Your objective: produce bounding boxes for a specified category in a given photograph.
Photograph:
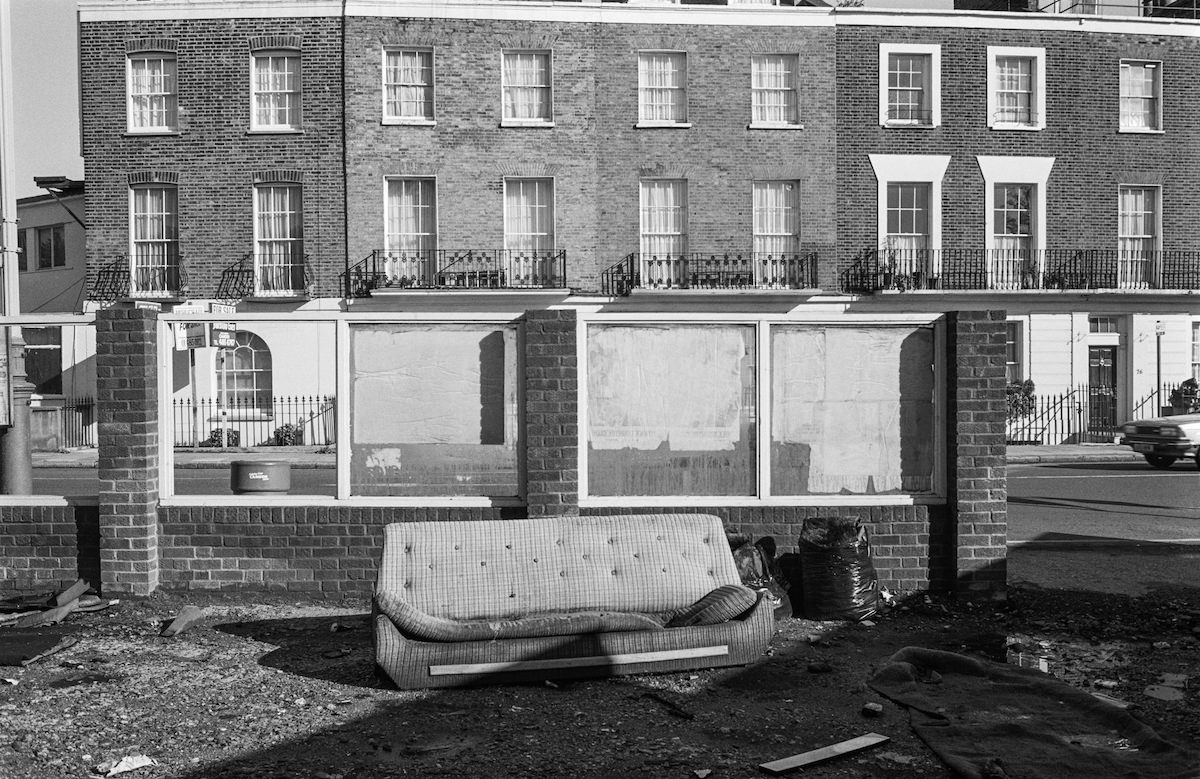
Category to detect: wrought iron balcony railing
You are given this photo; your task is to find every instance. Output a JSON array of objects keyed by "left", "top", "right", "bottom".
[
  {"left": 838, "top": 248, "right": 1200, "bottom": 293},
  {"left": 87, "top": 252, "right": 189, "bottom": 302},
  {"left": 601, "top": 252, "right": 819, "bottom": 296},
  {"left": 217, "top": 252, "right": 312, "bottom": 300},
  {"left": 341, "top": 249, "right": 567, "bottom": 297},
  {"left": 1036, "top": 0, "right": 1200, "bottom": 19}
]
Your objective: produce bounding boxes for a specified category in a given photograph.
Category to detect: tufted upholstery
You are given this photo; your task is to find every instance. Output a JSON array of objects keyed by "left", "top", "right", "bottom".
[{"left": 377, "top": 514, "right": 741, "bottom": 621}]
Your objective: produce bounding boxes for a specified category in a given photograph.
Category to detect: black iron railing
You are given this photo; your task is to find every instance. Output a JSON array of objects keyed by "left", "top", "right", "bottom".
[
  {"left": 88, "top": 253, "right": 188, "bottom": 301},
  {"left": 173, "top": 395, "right": 336, "bottom": 448},
  {"left": 838, "top": 249, "right": 1200, "bottom": 293},
  {"left": 342, "top": 249, "right": 567, "bottom": 297},
  {"left": 1036, "top": 0, "right": 1200, "bottom": 19},
  {"left": 218, "top": 253, "right": 312, "bottom": 300},
  {"left": 1007, "top": 382, "right": 1197, "bottom": 446},
  {"left": 601, "top": 252, "right": 818, "bottom": 296}
]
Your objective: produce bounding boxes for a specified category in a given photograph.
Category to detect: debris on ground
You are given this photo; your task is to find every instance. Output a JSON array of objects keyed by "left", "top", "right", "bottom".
[
  {"left": 759, "top": 733, "right": 889, "bottom": 774},
  {"left": 161, "top": 605, "right": 205, "bottom": 637},
  {"left": 96, "top": 754, "right": 157, "bottom": 777}
]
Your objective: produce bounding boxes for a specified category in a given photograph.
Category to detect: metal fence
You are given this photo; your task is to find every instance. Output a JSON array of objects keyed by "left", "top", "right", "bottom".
[
  {"left": 172, "top": 395, "right": 336, "bottom": 447},
  {"left": 1007, "top": 382, "right": 1192, "bottom": 445},
  {"left": 61, "top": 396, "right": 96, "bottom": 449}
]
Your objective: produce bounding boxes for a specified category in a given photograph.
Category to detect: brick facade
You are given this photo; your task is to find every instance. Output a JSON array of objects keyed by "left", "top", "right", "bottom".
[
  {"left": 524, "top": 309, "right": 580, "bottom": 517},
  {"left": 0, "top": 505, "right": 100, "bottom": 593}
]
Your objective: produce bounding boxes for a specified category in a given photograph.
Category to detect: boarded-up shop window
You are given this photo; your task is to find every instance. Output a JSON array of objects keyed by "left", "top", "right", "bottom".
[
  {"left": 349, "top": 324, "right": 519, "bottom": 497},
  {"left": 587, "top": 324, "right": 755, "bottom": 496},
  {"left": 771, "top": 326, "right": 934, "bottom": 495}
]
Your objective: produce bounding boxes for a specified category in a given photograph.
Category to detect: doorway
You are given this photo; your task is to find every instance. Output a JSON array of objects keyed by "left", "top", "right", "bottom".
[{"left": 1087, "top": 345, "right": 1118, "bottom": 442}]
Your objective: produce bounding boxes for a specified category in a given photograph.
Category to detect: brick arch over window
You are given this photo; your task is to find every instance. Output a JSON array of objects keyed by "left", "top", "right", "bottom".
[
  {"left": 248, "top": 35, "right": 301, "bottom": 52},
  {"left": 125, "top": 38, "right": 177, "bottom": 54},
  {"left": 253, "top": 170, "right": 304, "bottom": 185},
  {"left": 128, "top": 171, "right": 179, "bottom": 186},
  {"left": 218, "top": 331, "right": 273, "bottom": 411}
]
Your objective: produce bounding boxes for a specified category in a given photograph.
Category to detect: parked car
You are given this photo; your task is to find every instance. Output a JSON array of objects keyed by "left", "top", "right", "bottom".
[{"left": 1119, "top": 413, "right": 1200, "bottom": 469}]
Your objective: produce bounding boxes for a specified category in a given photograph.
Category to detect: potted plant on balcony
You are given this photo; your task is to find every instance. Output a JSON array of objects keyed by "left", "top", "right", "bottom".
[{"left": 1168, "top": 378, "right": 1200, "bottom": 415}]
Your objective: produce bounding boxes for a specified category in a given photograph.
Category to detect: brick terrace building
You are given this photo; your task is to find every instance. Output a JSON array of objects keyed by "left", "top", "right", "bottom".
[{"left": 18, "top": 0, "right": 1200, "bottom": 598}]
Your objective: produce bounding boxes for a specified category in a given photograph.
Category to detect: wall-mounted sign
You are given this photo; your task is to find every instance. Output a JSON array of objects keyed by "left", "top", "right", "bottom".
[{"left": 175, "top": 322, "right": 207, "bottom": 351}]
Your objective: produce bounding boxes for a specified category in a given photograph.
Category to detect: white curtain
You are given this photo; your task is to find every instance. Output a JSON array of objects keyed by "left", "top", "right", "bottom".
[
  {"left": 254, "top": 54, "right": 299, "bottom": 127},
  {"left": 1120, "top": 62, "right": 1156, "bottom": 129},
  {"left": 995, "top": 56, "right": 1032, "bottom": 123},
  {"left": 639, "top": 53, "right": 685, "bottom": 123},
  {"left": 129, "top": 55, "right": 177, "bottom": 129},
  {"left": 256, "top": 185, "right": 302, "bottom": 291},
  {"left": 503, "top": 52, "right": 550, "bottom": 121},
  {"left": 640, "top": 180, "right": 686, "bottom": 257},
  {"left": 386, "top": 179, "right": 436, "bottom": 253},
  {"left": 753, "top": 181, "right": 799, "bottom": 255},
  {"left": 752, "top": 55, "right": 796, "bottom": 125},
  {"left": 132, "top": 187, "right": 177, "bottom": 288},
  {"left": 504, "top": 179, "right": 553, "bottom": 254},
  {"left": 385, "top": 50, "right": 433, "bottom": 120}
]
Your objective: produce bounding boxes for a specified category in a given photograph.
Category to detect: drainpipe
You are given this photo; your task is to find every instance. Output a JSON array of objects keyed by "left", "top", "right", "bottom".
[{"left": 341, "top": 0, "right": 350, "bottom": 303}]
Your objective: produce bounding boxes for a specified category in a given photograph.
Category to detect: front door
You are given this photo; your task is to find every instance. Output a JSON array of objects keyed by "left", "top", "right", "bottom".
[{"left": 1087, "top": 346, "right": 1118, "bottom": 442}]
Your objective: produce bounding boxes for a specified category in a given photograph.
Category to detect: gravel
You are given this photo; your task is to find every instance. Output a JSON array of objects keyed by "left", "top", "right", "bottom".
[{"left": 1, "top": 584, "right": 1196, "bottom": 779}]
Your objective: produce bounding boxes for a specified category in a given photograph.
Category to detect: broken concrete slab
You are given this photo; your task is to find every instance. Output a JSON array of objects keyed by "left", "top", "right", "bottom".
[
  {"left": 1143, "top": 685, "right": 1185, "bottom": 702},
  {"left": 11, "top": 600, "right": 78, "bottom": 629}
]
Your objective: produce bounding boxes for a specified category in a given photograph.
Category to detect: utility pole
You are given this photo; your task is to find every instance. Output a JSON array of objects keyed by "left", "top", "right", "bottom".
[{"left": 0, "top": 0, "right": 32, "bottom": 494}]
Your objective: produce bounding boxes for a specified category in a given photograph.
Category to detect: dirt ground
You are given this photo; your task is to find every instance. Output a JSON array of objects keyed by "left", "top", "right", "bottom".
[{"left": 1, "top": 583, "right": 1198, "bottom": 779}]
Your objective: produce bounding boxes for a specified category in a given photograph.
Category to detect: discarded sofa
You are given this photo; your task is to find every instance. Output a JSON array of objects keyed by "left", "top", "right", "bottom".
[{"left": 373, "top": 514, "right": 775, "bottom": 689}]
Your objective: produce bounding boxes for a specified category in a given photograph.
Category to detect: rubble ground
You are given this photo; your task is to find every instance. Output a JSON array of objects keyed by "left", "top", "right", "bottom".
[{"left": 1, "top": 583, "right": 1197, "bottom": 779}]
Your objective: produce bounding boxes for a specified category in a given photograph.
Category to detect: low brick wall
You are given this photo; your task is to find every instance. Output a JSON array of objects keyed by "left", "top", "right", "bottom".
[{"left": 0, "top": 504, "right": 100, "bottom": 593}]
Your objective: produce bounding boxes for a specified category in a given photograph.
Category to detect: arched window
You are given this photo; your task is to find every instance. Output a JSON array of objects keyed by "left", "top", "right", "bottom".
[{"left": 218, "top": 331, "right": 272, "bottom": 412}]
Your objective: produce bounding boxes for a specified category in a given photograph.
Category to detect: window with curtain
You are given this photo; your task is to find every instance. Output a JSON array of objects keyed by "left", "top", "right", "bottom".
[
  {"left": 1192, "top": 321, "right": 1200, "bottom": 381},
  {"left": 995, "top": 56, "right": 1033, "bottom": 125},
  {"left": 886, "top": 183, "right": 929, "bottom": 253},
  {"left": 993, "top": 184, "right": 1033, "bottom": 255},
  {"left": 640, "top": 180, "right": 687, "bottom": 257},
  {"left": 252, "top": 51, "right": 301, "bottom": 130},
  {"left": 887, "top": 53, "right": 931, "bottom": 123},
  {"left": 384, "top": 48, "right": 433, "bottom": 121},
  {"left": 638, "top": 52, "right": 687, "bottom": 124},
  {"left": 218, "top": 331, "right": 273, "bottom": 411},
  {"left": 127, "top": 53, "right": 177, "bottom": 132},
  {"left": 1118, "top": 185, "right": 1157, "bottom": 287},
  {"left": 254, "top": 184, "right": 304, "bottom": 294},
  {"left": 504, "top": 178, "right": 554, "bottom": 255},
  {"left": 36, "top": 225, "right": 65, "bottom": 269},
  {"left": 385, "top": 178, "right": 436, "bottom": 253},
  {"left": 131, "top": 185, "right": 179, "bottom": 294},
  {"left": 751, "top": 54, "right": 798, "bottom": 126},
  {"left": 1120, "top": 61, "right": 1160, "bottom": 131},
  {"left": 502, "top": 51, "right": 552, "bottom": 123},
  {"left": 752, "top": 181, "right": 799, "bottom": 256},
  {"left": 1006, "top": 321, "right": 1022, "bottom": 384}
]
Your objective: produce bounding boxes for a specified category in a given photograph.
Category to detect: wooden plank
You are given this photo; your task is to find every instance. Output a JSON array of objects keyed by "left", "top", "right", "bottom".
[
  {"left": 429, "top": 645, "right": 729, "bottom": 676},
  {"left": 759, "top": 733, "right": 889, "bottom": 775},
  {"left": 54, "top": 579, "right": 90, "bottom": 608}
]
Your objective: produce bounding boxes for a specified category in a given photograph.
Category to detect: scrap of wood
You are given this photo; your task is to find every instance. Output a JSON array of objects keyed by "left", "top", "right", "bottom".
[
  {"left": 1092, "top": 692, "right": 1134, "bottom": 710},
  {"left": 53, "top": 579, "right": 90, "bottom": 608},
  {"left": 0, "top": 610, "right": 42, "bottom": 626},
  {"left": 759, "top": 733, "right": 890, "bottom": 774},
  {"left": 161, "top": 605, "right": 205, "bottom": 637},
  {"left": 429, "top": 645, "right": 729, "bottom": 676},
  {"left": 12, "top": 600, "right": 79, "bottom": 629},
  {"left": 20, "top": 636, "right": 79, "bottom": 666}
]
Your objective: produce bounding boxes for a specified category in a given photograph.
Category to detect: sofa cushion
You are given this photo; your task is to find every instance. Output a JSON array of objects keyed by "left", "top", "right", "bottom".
[
  {"left": 377, "top": 590, "right": 666, "bottom": 642},
  {"left": 665, "top": 584, "right": 758, "bottom": 628}
]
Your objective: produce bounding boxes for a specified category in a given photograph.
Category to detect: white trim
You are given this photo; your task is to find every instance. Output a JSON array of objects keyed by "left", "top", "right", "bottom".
[
  {"left": 500, "top": 48, "right": 554, "bottom": 126},
  {"left": 1119, "top": 59, "right": 1163, "bottom": 133},
  {"left": 868, "top": 154, "right": 951, "bottom": 253},
  {"left": 250, "top": 50, "right": 303, "bottom": 132},
  {"left": 77, "top": 1, "right": 1200, "bottom": 40},
  {"left": 879, "top": 43, "right": 940, "bottom": 128},
  {"left": 336, "top": 319, "right": 350, "bottom": 499},
  {"left": 580, "top": 495, "right": 935, "bottom": 508},
  {"left": 0, "top": 496, "right": 99, "bottom": 507},
  {"left": 160, "top": 496, "right": 525, "bottom": 508},
  {"left": 986, "top": 46, "right": 1045, "bottom": 131},
  {"left": 977, "top": 155, "right": 1055, "bottom": 257},
  {"left": 382, "top": 46, "right": 436, "bottom": 124}
]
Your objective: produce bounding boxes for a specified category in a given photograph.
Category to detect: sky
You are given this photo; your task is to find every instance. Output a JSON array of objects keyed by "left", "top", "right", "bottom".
[{"left": 10, "top": 0, "right": 84, "bottom": 200}]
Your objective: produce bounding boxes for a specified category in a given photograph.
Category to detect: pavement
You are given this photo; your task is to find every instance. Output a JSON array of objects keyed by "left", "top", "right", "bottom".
[{"left": 29, "top": 443, "right": 1143, "bottom": 468}]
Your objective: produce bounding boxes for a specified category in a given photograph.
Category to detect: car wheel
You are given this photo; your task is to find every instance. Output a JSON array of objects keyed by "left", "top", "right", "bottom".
[{"left": 1145, "top": 454, "right": 1177, "bottom": 469}]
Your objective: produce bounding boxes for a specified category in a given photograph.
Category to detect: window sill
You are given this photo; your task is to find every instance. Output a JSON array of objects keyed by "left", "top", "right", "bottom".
[
  {"left": 748, "top": 122, "right": 804, "bottom": 130},
  {"left": 635, "top": 122, "right": 692, "bottom": 129},
  {"left": 500, "top": 120, "right": 556, "bottom": 128},
  {"left": 989, "top": 123, "right": 1044, "bottom": 132},
  {"left": 1118, "top": 127, "right": 1165, "bottom": 134},
  {"left": 382, "top": 118, "right": 436, "bottom": 126},
  {"left": 881, "top": 122, "right": 938, "bottom": 129},
  {"left": 580, "top": 494, "right": 943, "bottom": 508},
  {"left": 246, "top": 128, "right": 305, "bottom": 135},
  {"left": 124, "top": 130, "right": 182, "bottom": 137}
]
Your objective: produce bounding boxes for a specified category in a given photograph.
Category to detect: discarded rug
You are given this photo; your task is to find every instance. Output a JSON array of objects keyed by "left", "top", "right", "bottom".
[
  {"left": 869, "top": 646, "right": 1200, "bottom": 779},
  {"left": 0, "top": 627, "right": 77, "bottom": 666}
]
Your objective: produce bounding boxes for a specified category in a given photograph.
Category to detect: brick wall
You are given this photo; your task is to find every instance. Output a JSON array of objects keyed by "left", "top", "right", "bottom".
[
  {"left": 96, "top": 308, "right": 160, "bottom": 595},
  {"left": 835, "top": 23, "right": 1200, "bottom": 270},
  {"left": 0, "top": 505, "right": 100, "bottom": 593},
  {"left": 524, "top": 309, "right": 579, "bottom": 516},
  {"left": 78, "top": 17, "right": 345, "bottom": 298},
  {"left": 343, "top": 17, "right": 838, "bottom": 293},
  {"left": 947, "top": 310, "right": 1009, "bottom": 595}
]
